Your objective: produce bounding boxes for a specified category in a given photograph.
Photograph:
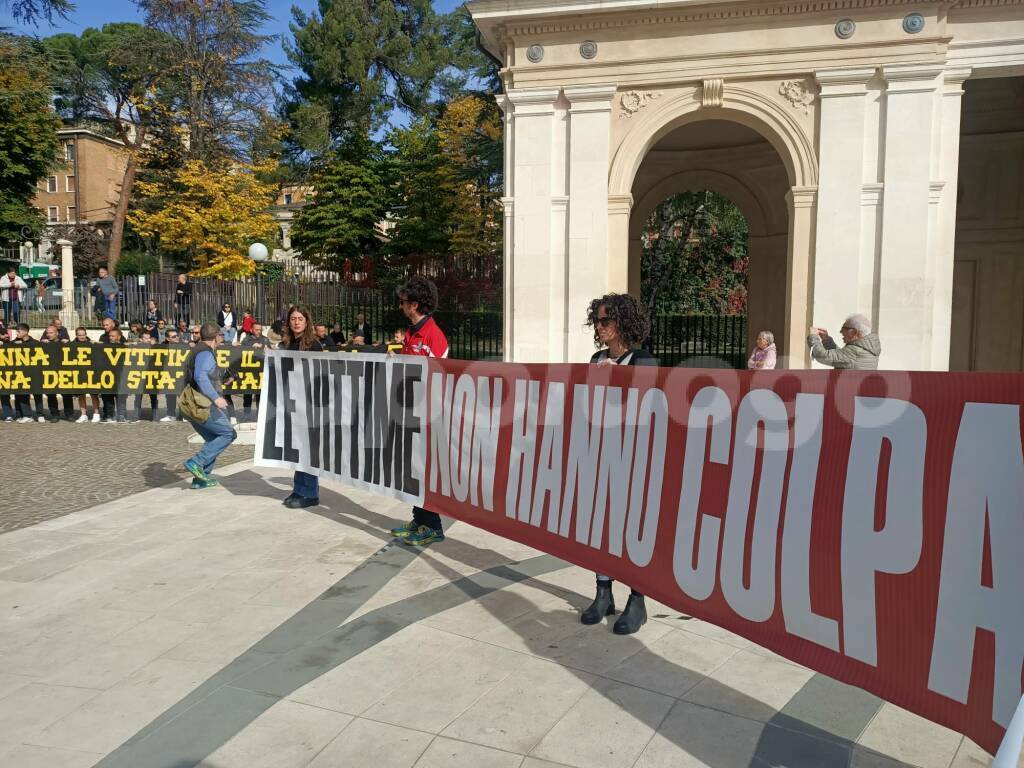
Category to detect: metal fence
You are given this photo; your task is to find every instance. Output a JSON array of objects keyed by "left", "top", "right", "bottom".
[{"left": 647, "top": 314, "right": 748, "bottom": 368}]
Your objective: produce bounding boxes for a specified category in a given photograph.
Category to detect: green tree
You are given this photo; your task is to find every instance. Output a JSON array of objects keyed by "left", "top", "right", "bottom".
[
  {"left": 286, "top": 0, "right": 446, "bottom": 150},
  {"left": 136, "top": 0, "right": 279, "bottom": 164},
  {"left": 0, "top": 34, "right": 61, "bottom": 244},
  {"left": 289, "top": 139, "right": 389, "bottom": 272},
  {"left": 641, "top": 190, "right": 749, "bottom": 316},
  {"left": 45, "top": 23, "right": 175, "bottom": 272}
]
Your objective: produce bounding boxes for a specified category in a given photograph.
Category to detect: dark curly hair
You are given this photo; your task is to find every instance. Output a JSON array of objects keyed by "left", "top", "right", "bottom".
[
  {"left": 585, "top": 293, "right": 651, "bottom": 349},
  {"left": 396, "top": 276, "right": 439, "bottom": 316}
]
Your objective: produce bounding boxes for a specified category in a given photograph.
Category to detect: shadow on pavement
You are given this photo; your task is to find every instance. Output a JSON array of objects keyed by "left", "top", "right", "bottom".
[{"left": 94, "top": 470, "right": 913, "bottom": 768}]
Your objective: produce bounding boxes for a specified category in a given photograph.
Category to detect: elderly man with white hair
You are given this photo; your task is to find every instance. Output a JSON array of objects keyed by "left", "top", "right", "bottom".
[{"left": 808, "top": 313, "right": 881, "bottom": 370}]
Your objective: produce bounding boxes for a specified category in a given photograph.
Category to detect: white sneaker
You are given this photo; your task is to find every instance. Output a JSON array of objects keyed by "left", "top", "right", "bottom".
[
  {"left": 230, "top": 416, "right": 238, "bottom": 425},
  {"left": 75, "top": 413, "right": 88, "bottom": 423},
  {"left": 36, "top": 416, "right": 46, "bottom": 423},
  {"left": 160, "top": 415, "right": 174, "bottom": 422},
  {"left": 91, "top": 413, "right": 100, "bottom": 423},
  {"left": 17, "top": 417, "right": 32, "bottom": 423}
]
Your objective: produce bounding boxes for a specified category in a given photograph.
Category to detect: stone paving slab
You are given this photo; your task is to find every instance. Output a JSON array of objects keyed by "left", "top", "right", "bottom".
[
  {"left": 0, "top": 420, "right": 253, "bottom": 532},
  {"left": 0, "top": 460, "right": 1012, "bottom": 768}
]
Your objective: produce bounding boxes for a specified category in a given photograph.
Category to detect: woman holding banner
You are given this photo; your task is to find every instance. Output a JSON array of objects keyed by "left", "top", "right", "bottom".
[
  {"left": 281, "top": 306, "right": 323, "bottom": 509},
  {"left": 580, "top": 293, "right": 658, "bottom": 635}
]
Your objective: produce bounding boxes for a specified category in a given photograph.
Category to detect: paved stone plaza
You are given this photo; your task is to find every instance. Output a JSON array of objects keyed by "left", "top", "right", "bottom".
[
  {"left": 0, "top": 421, "right": 254, "bottom": 533},
  {"left": 0, "top": 454, "right": 1011, "bottom": 768}
]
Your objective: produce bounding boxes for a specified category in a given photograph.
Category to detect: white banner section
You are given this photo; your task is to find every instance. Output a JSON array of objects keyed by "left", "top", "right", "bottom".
[{"left": 255, "top": 350, "right": 427, "bottom": 506}]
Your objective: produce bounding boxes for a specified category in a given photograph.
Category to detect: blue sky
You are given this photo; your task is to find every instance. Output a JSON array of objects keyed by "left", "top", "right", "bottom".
[{"left": 1, "top": 0, "right": 467, "bottom": 69}]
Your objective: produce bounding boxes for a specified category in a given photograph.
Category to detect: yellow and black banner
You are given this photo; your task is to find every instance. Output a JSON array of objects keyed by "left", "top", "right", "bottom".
[
  {"left": 0, "top": 343, "right": 262, "bottom": 396},
  {"left": 0, "top": 342, "right": 402, "bottom": 396}
]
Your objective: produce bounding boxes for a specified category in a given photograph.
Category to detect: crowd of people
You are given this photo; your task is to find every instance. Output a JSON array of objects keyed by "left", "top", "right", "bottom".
[{"left": 0, "top": 288, "right": 404, "bottom": 425}]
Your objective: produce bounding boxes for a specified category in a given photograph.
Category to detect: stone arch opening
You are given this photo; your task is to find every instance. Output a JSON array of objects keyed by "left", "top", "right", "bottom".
[{"left": 626, "top": 119, "right": 792, "bottom": 362}]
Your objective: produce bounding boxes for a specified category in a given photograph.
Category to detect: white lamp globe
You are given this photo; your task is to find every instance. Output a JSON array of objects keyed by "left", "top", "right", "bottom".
[{"left": 248, "top": 242, "right": 269, "bottom": 262}]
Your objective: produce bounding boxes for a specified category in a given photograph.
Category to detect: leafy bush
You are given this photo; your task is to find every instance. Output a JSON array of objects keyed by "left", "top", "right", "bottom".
[{"left": 115, "top": 250, "right": 160, "bottom": 276}]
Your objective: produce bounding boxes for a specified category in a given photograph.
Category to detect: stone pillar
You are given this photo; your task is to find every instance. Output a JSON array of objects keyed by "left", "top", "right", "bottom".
[
  {"left": 785, "top": 187, "right": 818, "bottom": 368},
  {"left": 506, "top": 87, "right": 561, "bottom": 362},
  {"left": 497, "top": 95, "right": 515, "bottom": 361},
  {"left": 56, "top": 239, "right": 79, "bottom": 328},
  {"left": 565, "top": 85, "right": 617, "bottom": 363},
  {"left": 929, "top": 68, "right": 971, "bottom": 370},
  {"left": 877, "top": 65, "right": 943, "bottom": 370},
  {"left": 280, "top": 222, "right": 292, "bottom": 251},
  {"left": 812, "top": 67, "right": 877, "bottom": 362}
]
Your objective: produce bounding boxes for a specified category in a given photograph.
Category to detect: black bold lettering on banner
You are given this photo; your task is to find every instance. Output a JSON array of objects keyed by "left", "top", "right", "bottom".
[
  {"left": 332, "top": 359, "right": 346, "bottom": 476},
  {"left": 280, "top": 357, "right": 300, "bottom": 463},
  {"left": 374, "top": 361, "right": 396, "bottom": 487},
  {"left": 319, "top": 358, "right": 331, "bottom": 473},
  {"left": 402, "top": 363, "right": 421, "bottom": 497},
  {"left": 348, "top": 360, "right": 363, "bottom": 481},
  {"left": 362, "top": 362, "right": 377, "bottom": 484},
  {"left": 263, "top": 356, "right": 282, "bottom": 460},
  {"left": 302, "top": 358, "right": 319, "bottom": 471}
]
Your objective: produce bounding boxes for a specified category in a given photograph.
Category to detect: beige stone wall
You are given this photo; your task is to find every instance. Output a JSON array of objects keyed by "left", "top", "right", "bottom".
[{"left": 32, "top": 133, "right": 127, "bottom": 227}]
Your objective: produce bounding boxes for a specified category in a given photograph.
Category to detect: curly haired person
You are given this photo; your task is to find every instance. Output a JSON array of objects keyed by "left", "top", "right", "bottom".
[{"left": 580, "top": 293, "right": 658, "bottom": 635}]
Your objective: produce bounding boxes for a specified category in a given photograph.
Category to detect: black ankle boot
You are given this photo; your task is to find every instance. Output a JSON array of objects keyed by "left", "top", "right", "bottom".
[
  {"left": 613, "top": 592, "right": 647, "bottom": 635},
  {"left": 581, "top": 579, "right": 615, "bottom": 625}
]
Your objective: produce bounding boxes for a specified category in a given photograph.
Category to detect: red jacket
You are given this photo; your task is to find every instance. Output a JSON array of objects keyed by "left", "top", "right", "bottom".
[{"left": 402, "top": 315, "right": 449, "bottom": 358}]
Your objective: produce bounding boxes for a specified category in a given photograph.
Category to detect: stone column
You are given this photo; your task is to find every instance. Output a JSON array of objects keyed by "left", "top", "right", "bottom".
[
  {"left": 565, "top": 84, "right": 617, "bottom": 364},
  {"left": 280, "top": 222, "right": 292, "bottom": 251},
  {"left": 497, "top": 95, "right": 515, "bottom": 361},
  {"left": 56, "top": 239, "right": 79, "bottom": 328},
  {"left": 877, "top": 65, "right": 943, "bottom": 370},
  {"left": 929, "top": 68, "right": 971, "bottom": 370},
  {"left": 812, "top": 67, "right": 877, "bottom": 361},
  {"left": 785, "top": 186, "right": 818, "bottom": 368},
  {"left": 506, "top": 87, "right": 561, "bottom": 362}
]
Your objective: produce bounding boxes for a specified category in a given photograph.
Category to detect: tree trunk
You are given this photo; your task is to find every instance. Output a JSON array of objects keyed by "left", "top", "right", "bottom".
[{"left": 107, "top": 152, "right": 138, "bottom": 274}]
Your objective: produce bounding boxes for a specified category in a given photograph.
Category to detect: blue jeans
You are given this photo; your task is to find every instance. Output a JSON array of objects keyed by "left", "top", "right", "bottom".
[
  {"left": 223, "top": 327, "right": 237, "bottom": 343},
  {"left": 187, "top": 407, "right": 237, "bottom": 474},
  {"left": 293, "top": 471, "right": 319, "bottom": 500},
  {"left": 104, "top": 296, "right": 118, "bottom": 320},
  {"left": 3, "top": 299, "right": 19, "bottom": 325}
]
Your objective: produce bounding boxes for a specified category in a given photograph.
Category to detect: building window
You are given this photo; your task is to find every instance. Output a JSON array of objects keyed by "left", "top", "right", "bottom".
[
  {"left": 66, "top": 206, "right": 76, "bottom": 223},
  {"left": 47, "top": 176, "right": 58, "bottom": 193},
  {"left": 47, "top": 206, "right": 59, "bottom": 223},
  {"left": 284, "top": 192, "right": 293, "bottom": 205},
  {"left": 66, "top": 175, "right": 75, "bottom": 192},
  {"left": 65, "top": 142, "right": 75, "bottom": 162}
]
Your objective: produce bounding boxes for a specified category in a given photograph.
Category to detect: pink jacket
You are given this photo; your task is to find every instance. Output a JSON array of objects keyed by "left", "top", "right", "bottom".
[{"left": 747, "top": 343, "right": 777, "bottom": 370}]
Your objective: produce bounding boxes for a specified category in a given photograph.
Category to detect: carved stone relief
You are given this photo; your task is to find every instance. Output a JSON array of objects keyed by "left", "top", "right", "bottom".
[
  {"left": 778, "top": 80, "right": 815, "bottom": 114},
  {"left": 619, "top": 90, "right": 661, "bottom": 118}
]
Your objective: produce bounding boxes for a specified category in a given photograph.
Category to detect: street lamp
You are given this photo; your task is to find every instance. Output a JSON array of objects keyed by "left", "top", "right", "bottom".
[{"left": 249, "top": 242, "right": 268, "bottom": 321}]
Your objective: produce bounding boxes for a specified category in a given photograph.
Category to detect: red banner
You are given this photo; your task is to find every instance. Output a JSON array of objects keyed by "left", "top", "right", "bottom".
[
  {"left": 420, "top": 360, "right": 1023, "bottom": 756},
  {"left": 255, "top": 351, "right": 1023, "bottom": 755}
]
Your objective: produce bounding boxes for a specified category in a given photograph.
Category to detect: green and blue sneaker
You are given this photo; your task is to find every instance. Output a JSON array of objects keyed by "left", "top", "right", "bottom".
[
  {"left": 183, "top": 458, "right": 212, "bottom": 484},
  {"left": 191, "top": 477, "right": 219, "bottom": 490},
  {"left": 389, "top": 520, "right": 419, "bottom": 538},
  {"left": 404, "top": 525, "right": 445, "bottom": 547}
]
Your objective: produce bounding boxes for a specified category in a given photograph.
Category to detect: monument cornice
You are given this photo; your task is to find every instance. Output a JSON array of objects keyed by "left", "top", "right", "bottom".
[{"left": 470, "top": 0, "right": 980, "bottom": 40}]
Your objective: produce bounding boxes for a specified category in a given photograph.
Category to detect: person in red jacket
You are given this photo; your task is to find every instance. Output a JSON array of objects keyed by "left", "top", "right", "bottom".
[{"left": 388, "top": 276, "right": 449, "bottom": 546}]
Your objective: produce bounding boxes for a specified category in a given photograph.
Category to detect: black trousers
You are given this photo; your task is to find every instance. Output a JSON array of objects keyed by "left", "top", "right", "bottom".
[
  {"left": 132, "top": 393, "right": 158, "bottom": 420},
  {"left": 45, "top": 394, "right": 75, "bottom": 420},
  {"left": 412, "top": 506, "right": 442, "bottom": 531},
  {"left": 102, "top": 394, "right": 128, "bottom": 419}
]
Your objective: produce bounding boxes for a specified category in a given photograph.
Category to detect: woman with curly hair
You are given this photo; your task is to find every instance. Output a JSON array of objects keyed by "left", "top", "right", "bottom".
[
  {"left": 581, "top": 292, "right": 657, "bottom": 635},
  {"left": 281, "top": 306, "right": 324, "bottom": 509}
]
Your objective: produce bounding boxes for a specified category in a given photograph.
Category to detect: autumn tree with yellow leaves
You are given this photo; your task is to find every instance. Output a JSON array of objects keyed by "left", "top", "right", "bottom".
[{"left": 128, "top": 160, "right": 278, "bottom": 278}]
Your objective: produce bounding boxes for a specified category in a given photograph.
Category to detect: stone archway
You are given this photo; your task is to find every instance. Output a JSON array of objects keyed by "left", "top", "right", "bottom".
[
  {"left": 606, "top": 88, "right": 815, "bottom": 364},
  {"left": 614, "top": 107, "right": 807, "bottom": 362}
]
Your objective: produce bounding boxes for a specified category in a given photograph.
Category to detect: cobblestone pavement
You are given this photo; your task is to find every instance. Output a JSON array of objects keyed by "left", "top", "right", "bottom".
[{"left": 0, "top": 419, "right": 254, "bottom": 533}]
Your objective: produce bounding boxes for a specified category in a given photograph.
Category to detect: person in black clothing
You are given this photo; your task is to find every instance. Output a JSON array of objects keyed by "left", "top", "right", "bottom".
[
  {"left": 314, "top": 322, "right": 336, "bottom": 350},
  {"left": 281, "top": 306, "right": 322, "bottom": 509},
  {"left": 173, "top": 274, "right": 192, "bottom": 325},
  {"left": 239, "top": 322, "right": 266, "bottom": 420},
  {"left": 579, "top": 293, "right": 658, "bottom": 636},
  {"left": 351, "top": 312, "right": 372, "bottom": 345},
  {"left": 101, "top": 328, "right": 130, "bottom": 423},
  {"left": 159, "top": 329, "right": 185, "bottom": 421},
  {"left": 144, "top": 300, "right": 162, "bottom": 334},
  {"left": 329, "top": 322, "right": 346, "bottom": 346},
  {"left": 40, "top": 325, "right": 73, "bottom": 421},
  {"left": 10, "top": 324, "right": 46, "bottom": 423},
  {"left": 50, "top": 315, "right": 71, "bottom": 342}
]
